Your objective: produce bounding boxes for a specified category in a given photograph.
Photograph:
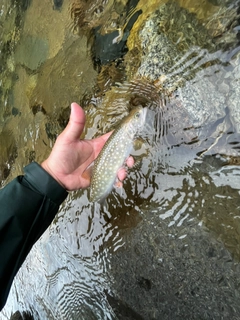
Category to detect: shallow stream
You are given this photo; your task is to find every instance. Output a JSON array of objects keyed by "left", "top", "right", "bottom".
[{"left": 0, "top": 0, "right": 240, "bottom": 319}]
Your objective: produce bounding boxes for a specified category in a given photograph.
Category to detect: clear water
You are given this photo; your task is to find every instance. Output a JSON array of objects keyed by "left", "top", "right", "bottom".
[{"left": 0, "top": 0, "right": 240, "bottom": 319}]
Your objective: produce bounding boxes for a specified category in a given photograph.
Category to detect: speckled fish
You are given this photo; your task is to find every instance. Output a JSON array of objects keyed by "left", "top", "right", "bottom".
[{"left": 89, "top": 106, "right": 147, "bottom": 202}]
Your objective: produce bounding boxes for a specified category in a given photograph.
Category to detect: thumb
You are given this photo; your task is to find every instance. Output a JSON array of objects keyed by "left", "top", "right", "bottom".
[{"left": 63, "top": 102, "right": 86, "bottom": 142}]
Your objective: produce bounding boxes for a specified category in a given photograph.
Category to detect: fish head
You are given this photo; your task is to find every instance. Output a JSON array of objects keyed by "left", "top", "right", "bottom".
[{"left": 125, "top": 106, "right": 147, "bottom": 138}]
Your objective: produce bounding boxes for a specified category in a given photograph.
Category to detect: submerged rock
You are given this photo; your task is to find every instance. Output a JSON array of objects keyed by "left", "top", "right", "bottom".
[
  {"left": 14, "top": 35, "right": 49, "bottom": 71},
  {"left": 120, "top": 1, "right": 240, "bottom": 156}
]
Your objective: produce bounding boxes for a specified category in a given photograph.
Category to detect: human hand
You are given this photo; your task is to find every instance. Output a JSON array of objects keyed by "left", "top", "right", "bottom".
[{"left": 41, "top": 103, "right": 133, "bottom": 191}]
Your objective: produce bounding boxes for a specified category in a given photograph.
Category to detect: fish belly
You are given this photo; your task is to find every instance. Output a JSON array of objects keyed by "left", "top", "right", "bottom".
[{"left": 90, "top": 134, "right": 132, "bottom": 202}]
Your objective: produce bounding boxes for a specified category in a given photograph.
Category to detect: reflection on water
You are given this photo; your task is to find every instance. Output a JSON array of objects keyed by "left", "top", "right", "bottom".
[{"left": 1, "top": 0, "right": 240, "bottom": 319}]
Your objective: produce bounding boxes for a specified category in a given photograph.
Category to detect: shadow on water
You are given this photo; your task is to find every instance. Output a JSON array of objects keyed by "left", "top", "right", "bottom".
[{"left": 1, "top": 0, "right": 240, "bottom": 319}]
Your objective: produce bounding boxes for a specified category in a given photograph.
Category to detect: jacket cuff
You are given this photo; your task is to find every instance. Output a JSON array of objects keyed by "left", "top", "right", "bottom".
[{"left": 23, "top": 162, "right": 68, "bottom": 206}]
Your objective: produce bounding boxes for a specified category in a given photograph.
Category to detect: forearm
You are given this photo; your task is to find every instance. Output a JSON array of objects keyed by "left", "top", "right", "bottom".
[{"left": 0, "top": 162, "right": 68, "bottom": 310}]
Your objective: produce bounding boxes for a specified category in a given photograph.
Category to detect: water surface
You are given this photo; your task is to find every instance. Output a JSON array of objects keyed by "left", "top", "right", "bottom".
[{"left": 1, "top": 0, "right": 240, "bottom": 319}]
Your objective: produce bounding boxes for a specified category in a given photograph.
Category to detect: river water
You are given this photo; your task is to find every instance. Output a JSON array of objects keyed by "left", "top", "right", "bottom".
[{"left": 0, "top": 0, "right": 240, "bottom": 319}]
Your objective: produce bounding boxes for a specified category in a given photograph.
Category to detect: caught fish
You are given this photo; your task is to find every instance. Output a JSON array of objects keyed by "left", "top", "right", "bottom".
[{"left": 89, "top": 106, "right": 147, "bottom": 202}]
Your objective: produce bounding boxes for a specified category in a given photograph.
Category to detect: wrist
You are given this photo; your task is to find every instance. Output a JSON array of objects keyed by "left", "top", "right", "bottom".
[
  {"left": 23, "top": 162, "right": 68, "bottom": 205},
  {"left": 41, "top": 160, "right": 66, "bottom": 189}
]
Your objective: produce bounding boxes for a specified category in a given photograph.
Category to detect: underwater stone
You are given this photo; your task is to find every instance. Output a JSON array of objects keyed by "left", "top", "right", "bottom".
[{"left": 15, "top": 35, "right": 49, "bottom": 71}]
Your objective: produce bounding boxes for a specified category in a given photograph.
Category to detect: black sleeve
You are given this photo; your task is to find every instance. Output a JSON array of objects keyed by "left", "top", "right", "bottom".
[{"left": 0, "top": 162, "right": 68, "bottom": 311}]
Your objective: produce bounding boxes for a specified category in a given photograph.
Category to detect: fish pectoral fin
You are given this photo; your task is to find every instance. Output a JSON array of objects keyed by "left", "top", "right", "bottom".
[
  {"left": 133, "top": 138, "right": 145, "bottom": 151},
  {"left": 128, "top": 146, "right": 149, "bottom": 170},
  {"left": 114, "top": 179, "right": 123, "bottom": 189},
  {"left": 131, "top": 139, "right": 149, "bottom": 159},
  {"left": 82, "top": 161, "right": 94, "bottom": 181}
]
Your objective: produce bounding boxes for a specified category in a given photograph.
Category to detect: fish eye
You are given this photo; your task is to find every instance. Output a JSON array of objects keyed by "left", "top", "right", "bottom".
[{"left": 135, "top": 112, "right": 140, "bottom": 118}]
